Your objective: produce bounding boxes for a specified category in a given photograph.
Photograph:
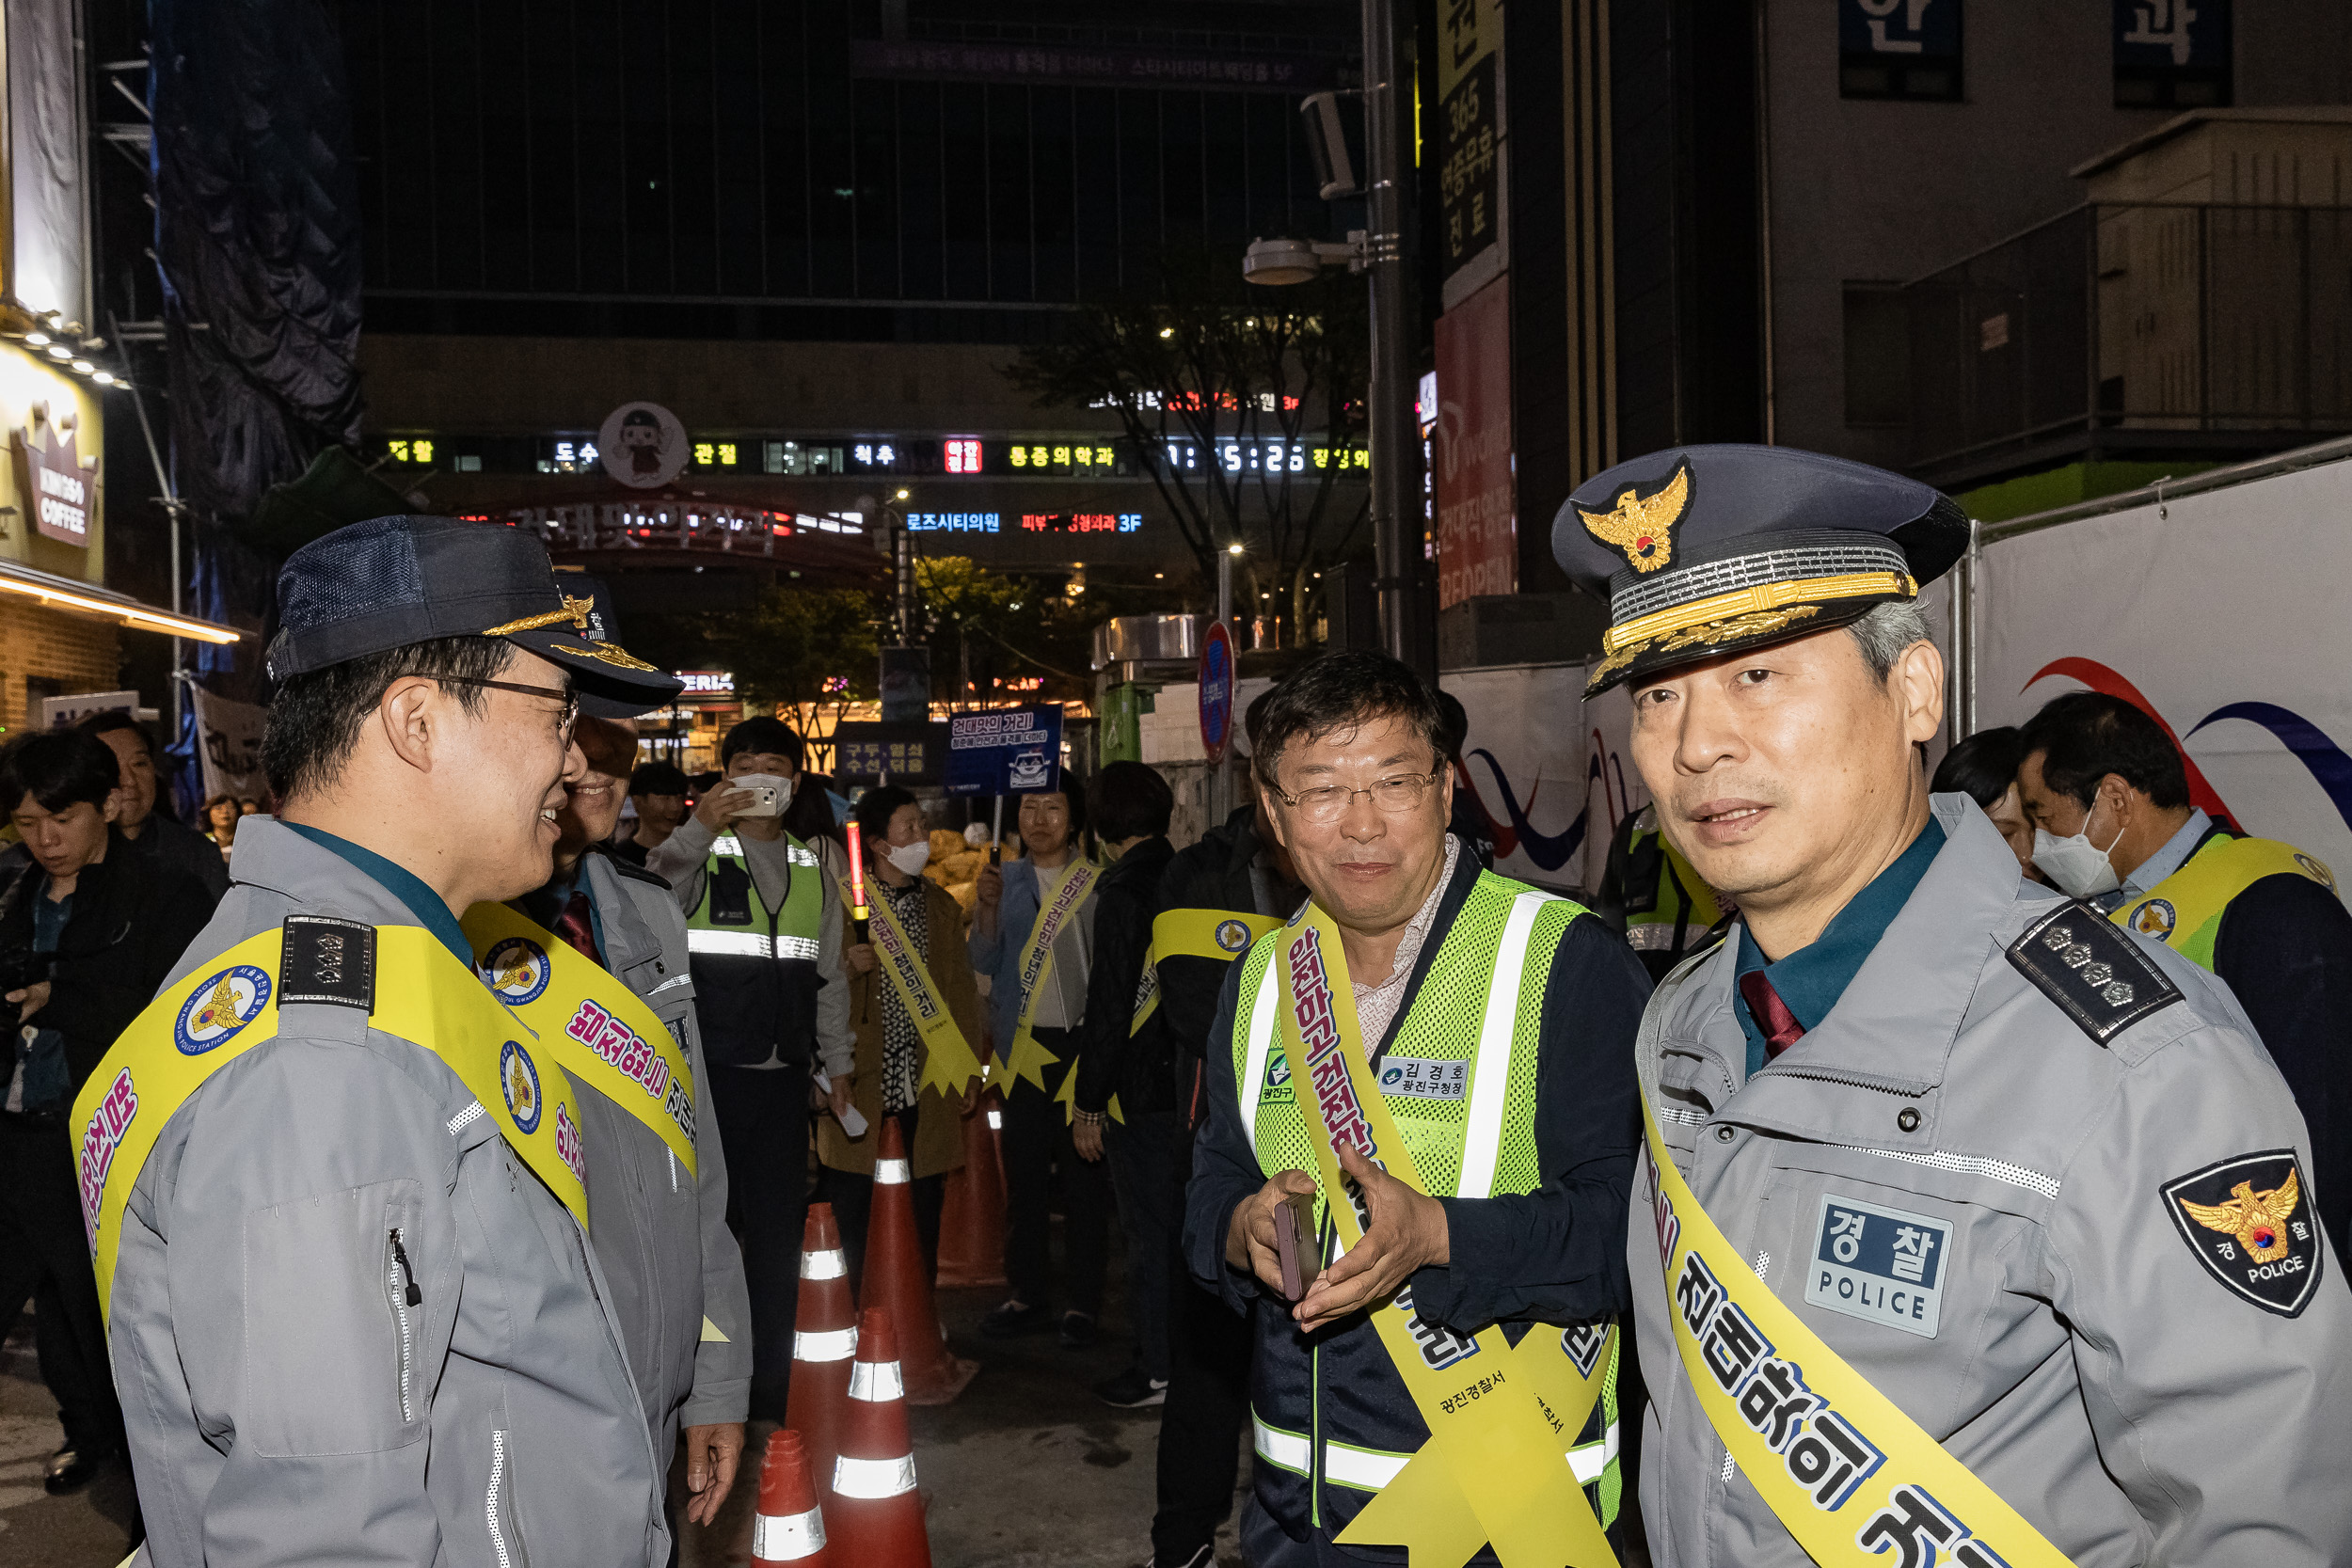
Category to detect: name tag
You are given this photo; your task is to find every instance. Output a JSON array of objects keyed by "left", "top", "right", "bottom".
[
  {"left": 1804, "top": 1192, "right": 1950, "bottom": 1339},
  {"left": 1377, "top": 1054, "right": 1468, "bottom": 1102}
]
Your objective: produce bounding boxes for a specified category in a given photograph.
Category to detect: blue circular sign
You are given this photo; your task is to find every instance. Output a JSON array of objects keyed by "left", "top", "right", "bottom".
[{"left": 1199, "top": 620, "right": 1236, "bottom": 763}]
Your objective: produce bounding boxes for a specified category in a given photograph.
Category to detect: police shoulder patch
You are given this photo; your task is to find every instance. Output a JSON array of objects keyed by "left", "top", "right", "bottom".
[
  {"left": 2005, "top": 901, "right": 2179, "bottom": 1046},
  {"left": 2162, "top": 1148, "right": 2323, "bottom": 1316},
  {"left": 278, "top": 915, "right": 377, "bottom": 1010}
]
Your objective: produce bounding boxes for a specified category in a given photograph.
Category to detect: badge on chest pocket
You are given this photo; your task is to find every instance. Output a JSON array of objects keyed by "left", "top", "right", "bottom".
[
  {"left": 1377, "top": 1054, "right": 1469, "bottom": 1102},
  {"left": 1804, "top": 1193, "right": 1951, "bottom": 1339}
]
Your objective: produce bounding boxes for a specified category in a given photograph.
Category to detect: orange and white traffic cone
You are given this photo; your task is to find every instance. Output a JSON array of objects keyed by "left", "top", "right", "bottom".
[
  {"left": 786, "top": 1202, "right": 859, "bottom": 1500},
  {"left": 751, "top": 1429, "right": 832, "bottom": 1566},
  {"left": 827, "top": 1308, "right": 931, "bottom": 1568},
  {"left": 935, "top": 1090, "right": 1009, "bottom": 1288},
  {"left": 861, "top": 1118, "right": 978, "bottom": 1405}
]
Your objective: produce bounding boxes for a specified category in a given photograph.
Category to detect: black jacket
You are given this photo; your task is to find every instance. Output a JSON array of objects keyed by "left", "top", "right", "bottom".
[
  {"left": 2198, "top": 824, "right": 2352, "bottom": 1258},
  {"left": 1072, "top": 834, "right": 1177, "bottom": 1117},
  {"left": 0, "top": 833, "right": 215, "bottom": 1097},
  {"left": 1154, "top": 807, "right": 1295, "bottom": 1066}
]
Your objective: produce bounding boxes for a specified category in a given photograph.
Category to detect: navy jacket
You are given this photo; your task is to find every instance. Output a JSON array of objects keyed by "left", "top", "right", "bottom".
[{"left": 1181, "top": 846, "right": 1649, "bottom": 1554}]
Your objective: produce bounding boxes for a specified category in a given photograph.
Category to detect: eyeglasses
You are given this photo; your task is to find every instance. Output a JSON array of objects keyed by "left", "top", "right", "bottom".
[
  {"left": 439, "top": 676, "right": 580, "bottom": 741},
  {"left": 1270, "top": 768, "right": 1444, "bottom": 826}
]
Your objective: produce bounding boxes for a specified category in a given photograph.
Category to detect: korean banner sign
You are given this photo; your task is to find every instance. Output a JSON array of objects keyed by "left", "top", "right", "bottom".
[{"left": 945, "top": 706, "right": 1065, "bottom": 797}]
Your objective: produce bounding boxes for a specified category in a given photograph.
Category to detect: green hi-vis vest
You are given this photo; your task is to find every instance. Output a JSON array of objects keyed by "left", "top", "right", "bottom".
[
  {"left": 1622, "top": 812, "right": 1722, "bottom": 958},
  {"left": 1230, "top": 870, "right": 1624, "bottom": 1522},
  {"left": 685, "top": 832, "right": 824, "bottom": 959},
  {"left": 2113, "top": 833, "right": 2336, "bottom": 970}
]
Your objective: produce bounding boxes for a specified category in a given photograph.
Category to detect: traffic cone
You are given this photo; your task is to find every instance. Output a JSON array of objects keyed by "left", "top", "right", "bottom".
[
  {"left": 786, "top": 1203, "right": 859, "bottom": 1500},
  {"left": 751, "top": 1429, "right": 832, "bottom": 1566},
  {"left": 828, "top": 1308, "right": 931, "bottom": 1568},
  {"left": 861, "top": 1118, "right": 979, "bottom": 1405},
  {"left": 935, "top": 1090, "right": 1008, "bottom": 1287}
]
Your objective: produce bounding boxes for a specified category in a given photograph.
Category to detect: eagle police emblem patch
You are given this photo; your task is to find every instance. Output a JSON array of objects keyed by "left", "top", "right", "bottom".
[
  {"left": 2163, "top": 1149, "right": 2322, "bottom": 1316},
  {"left": 1216, "top": 918, "right": 1253, "bottom": 954},
  {"left": 482, "top": 936, "right": 552, "bottom": 1006},
  {"left": 501, "top": 1041, "right": 545, "bottom": 1134},
  {"left": 2127, "top": 897, "right": 2177, "bottom": 939},
  {"left": 175, "top": 965, "right": 272, "bottom": 1055},
  {"left": 1575, "top": 459, "right": 1692, "bottom": 574}
]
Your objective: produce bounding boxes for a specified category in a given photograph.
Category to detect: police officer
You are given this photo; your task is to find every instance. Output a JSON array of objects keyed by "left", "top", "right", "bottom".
[
  {"left": 2015, "top": 690, "right": 2352, "bottom": 1257},
  {"left": 1184, "top": 650, "right": 1649, "bottom": 1565},
  {"left": 1553, "top": 445, "right": 2352, "bottom": 1563},
  {"left": 645, "top": 714, "right": 853, "bottom": 1420},
  {"left": 502, "top": 709, "right": 753, "bottom": 1530},
  {"left": 83, "top": 515, "right": 684, "bottom": 1564}
]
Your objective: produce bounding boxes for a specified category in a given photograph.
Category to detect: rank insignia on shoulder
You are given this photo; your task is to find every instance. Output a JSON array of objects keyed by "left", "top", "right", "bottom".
[
  {"left": 2163, "top": 1149, "right": 2322, "bottom": 1316},
  {"left": 278, "top": 915, "right": 377, "bottom": 1011},
  {"left": 2005, "top": 902, "right": 2179, "bottom": 1046}
]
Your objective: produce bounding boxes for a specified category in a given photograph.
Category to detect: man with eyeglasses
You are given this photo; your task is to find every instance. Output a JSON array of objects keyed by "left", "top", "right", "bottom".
[
  {"left": 1182, "top": 650, "right": 1650, "bottom": 1565},
  {"left": 76, "top": 515, "right": 690, "bottom": 1566}
]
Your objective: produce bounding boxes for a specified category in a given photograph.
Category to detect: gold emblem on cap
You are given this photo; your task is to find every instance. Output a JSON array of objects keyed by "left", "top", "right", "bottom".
[
  {"left": 482, "top": 594, "right": 596, "bottom": 638},
  {"left": 1577, "top": 460, "right": 1692, "bottom": 575}
]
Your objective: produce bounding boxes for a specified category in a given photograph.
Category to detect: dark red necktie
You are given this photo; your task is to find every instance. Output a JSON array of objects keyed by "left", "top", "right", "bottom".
[
  {"left": 554, "top": 890, "right": 603, "bottom": 969},
  {"left": 1739, "top": 970, "right": 1805, "bottom": 1059}
]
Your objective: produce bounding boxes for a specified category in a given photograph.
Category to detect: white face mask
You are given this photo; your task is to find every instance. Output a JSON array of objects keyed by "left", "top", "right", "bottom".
[
  {"left": 885, "top": 840, "right": 932, "bottom": 876},
  {"left": 2032, "top": 807, "right": 2126, "bottom": 899}
]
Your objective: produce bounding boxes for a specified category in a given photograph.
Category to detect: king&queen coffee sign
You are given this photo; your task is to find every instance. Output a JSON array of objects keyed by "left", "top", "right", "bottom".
[{"left": 15, "top": 405, "right": 98, "bottom": 546}]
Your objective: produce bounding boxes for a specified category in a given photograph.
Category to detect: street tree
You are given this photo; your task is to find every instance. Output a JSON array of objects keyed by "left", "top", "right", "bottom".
[{"left": 1008, "top": 246, "right": 1372, "bottom": 643}]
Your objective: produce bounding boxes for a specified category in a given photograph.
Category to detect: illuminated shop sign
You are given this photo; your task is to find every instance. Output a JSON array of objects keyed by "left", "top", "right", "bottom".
[
  {"left": 1161, "top": 440, "right": 1371, "bottom": 475},
  {"left": 907, "top": 512, "right": 1000, "bottom": 533},
  {"left": 1019, "top": 513, "right": 1142, "bottom": 533},
  {"left": 675, "top": 670, "right": 737, "bottom": 696}
]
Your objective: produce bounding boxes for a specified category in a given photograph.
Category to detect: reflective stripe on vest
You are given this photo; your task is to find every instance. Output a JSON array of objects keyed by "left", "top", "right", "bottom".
[
  {"left": 1252, "top": 1410, "right": 1619, "bottom": 1493},
  {"left": 686, "top": 832, "right": 824, "bottom": 945}
]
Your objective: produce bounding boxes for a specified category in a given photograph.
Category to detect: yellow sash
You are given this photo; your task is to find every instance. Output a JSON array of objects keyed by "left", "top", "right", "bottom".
[
  {"left": 464, "top": 903, "right": 699, "bottom": 1178},
  {"left": 988, "top": 860, "right": 1097, "bottom": 1095},
  {"left": 840, "top": 878, "right": 987, "bottom": 1097},
  {"left": 75, "top": 925, "right": 590, "bottom": 1321},
  {"left": 1132, "top": 908, "right": 1284, "bottom": 1036},
  {"left": 1275, "top": 902, "right": 1616, "bottom": 1567},
  {"left": 1641, "top": 1095, "right": 2076, "bottom": 1566}
]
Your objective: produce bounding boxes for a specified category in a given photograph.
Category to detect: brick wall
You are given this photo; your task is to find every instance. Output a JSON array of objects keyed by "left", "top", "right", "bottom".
[{"left": 0, "top": 601, "right": 125, "bottom": 734}]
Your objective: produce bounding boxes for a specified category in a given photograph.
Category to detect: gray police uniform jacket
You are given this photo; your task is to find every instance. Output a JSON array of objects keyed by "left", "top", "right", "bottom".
[
  {"left": 1629, "top": 797, "right": 2352, "bottom": 1566},
  {"left": 117, "top": 820, "right": 670, "bottom": 1567},
  {"left": 564, "top": 849, "right": 752, "bottom": 1449}
]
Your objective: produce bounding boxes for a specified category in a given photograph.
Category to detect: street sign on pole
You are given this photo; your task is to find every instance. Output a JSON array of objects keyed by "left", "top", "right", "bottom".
[{"left": 1199, "top": 619, "right": 1236, "bottom": 764}]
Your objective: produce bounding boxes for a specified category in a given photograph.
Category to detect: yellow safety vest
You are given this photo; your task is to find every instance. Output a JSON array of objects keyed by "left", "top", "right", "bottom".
[{"left": 2112, "top": 833, "right": 2334, "bottom": 971}]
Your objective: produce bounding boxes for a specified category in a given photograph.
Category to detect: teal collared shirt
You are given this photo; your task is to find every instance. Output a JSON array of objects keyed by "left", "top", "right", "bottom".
[
  {"left": 1733, "top": 818, "right": 1947, "bottom": 1077},
  {"left": 283, "top": 822, "right": 474, "bottom": 967}
]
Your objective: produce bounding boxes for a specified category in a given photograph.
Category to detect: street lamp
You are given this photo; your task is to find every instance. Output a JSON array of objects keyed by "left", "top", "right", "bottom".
[{"left": 1241, "top": 0, "right": 1425, "bottom": 681}]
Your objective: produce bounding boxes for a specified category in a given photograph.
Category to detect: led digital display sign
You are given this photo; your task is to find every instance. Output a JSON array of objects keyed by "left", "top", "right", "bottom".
[
  {"left": 1019, "top": 513, "right": 1142, "bottom": 533},
  {"left": 907, "top": 512, "right": 1001, "bottom": 533},
  {"left": 1161, "top": 440, "right": 1371, "bottom": 474}
]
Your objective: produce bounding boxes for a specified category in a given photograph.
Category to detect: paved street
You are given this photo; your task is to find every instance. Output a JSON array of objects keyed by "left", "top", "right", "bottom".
[{"left": 0, "top": 1233, "right": 1247, "bottom": 1568}]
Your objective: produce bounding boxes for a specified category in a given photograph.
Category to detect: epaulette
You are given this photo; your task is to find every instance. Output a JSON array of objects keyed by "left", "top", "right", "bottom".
[
  {"left": 2006, "top": 901, "right": 2180, "bottom": 1047},
  {"left": 278, "top": 914, "right": 377, "bottom": 1010}
]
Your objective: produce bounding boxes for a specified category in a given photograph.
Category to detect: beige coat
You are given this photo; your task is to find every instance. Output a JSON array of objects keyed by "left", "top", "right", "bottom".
[{"left": 818, "top": 875, "right": 981, "bottom": 1180}]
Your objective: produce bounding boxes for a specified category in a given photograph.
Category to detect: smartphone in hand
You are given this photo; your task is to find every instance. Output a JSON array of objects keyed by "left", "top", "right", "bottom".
[{"left": 1272, "top": 1189, "right": 1322, "bottom": 1300}]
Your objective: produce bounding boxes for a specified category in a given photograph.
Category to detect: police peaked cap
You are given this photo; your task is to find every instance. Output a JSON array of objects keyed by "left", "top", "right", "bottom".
[
  {"left": 266, "top": 515, "right": 683, "bottom": 719},
  {"left": 1550, "top": 444, "right": 1969, "bottom": 695}
]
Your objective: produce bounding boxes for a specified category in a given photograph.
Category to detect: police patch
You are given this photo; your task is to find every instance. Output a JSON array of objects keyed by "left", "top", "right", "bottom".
[
  {"left": 2005, "top": 901, "right": 2180, "bottom": 1045},
  {"left": 2162, "top": 1148, "right": 2323, "bottom": 1316},
  {"left": 278, "top": 915, "right": 376, "bottom": 1010},
  {"left": 174, "top": 964, "right": 272, "bottom": 1055},
  {"left": 2126, "top": 897, "right": 2176, "bottom": 939},
  {"left": 2296, "top": 852, "right": 2335, "bottom": 889},
  {"left": 1216, "top": 918, "right": 1253, "bottom": 954},
  {"left": 1804, "top": 1193, "right": 1950, "bottom": 1339},
  {"left": 501, "top": 1041, "right": 544, "bottom": 1133},
  {"left": 481, "top": 937, "right": 552, "bottom": 1006}
]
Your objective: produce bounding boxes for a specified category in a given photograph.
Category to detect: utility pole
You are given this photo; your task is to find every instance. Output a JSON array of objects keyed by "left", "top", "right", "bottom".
[
  {"left": 1359, "top": 0, "right": 1431, "bottom": 681},
  {"left": 1212, "top": 543, "right": 1239, "bottom": 821}
]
